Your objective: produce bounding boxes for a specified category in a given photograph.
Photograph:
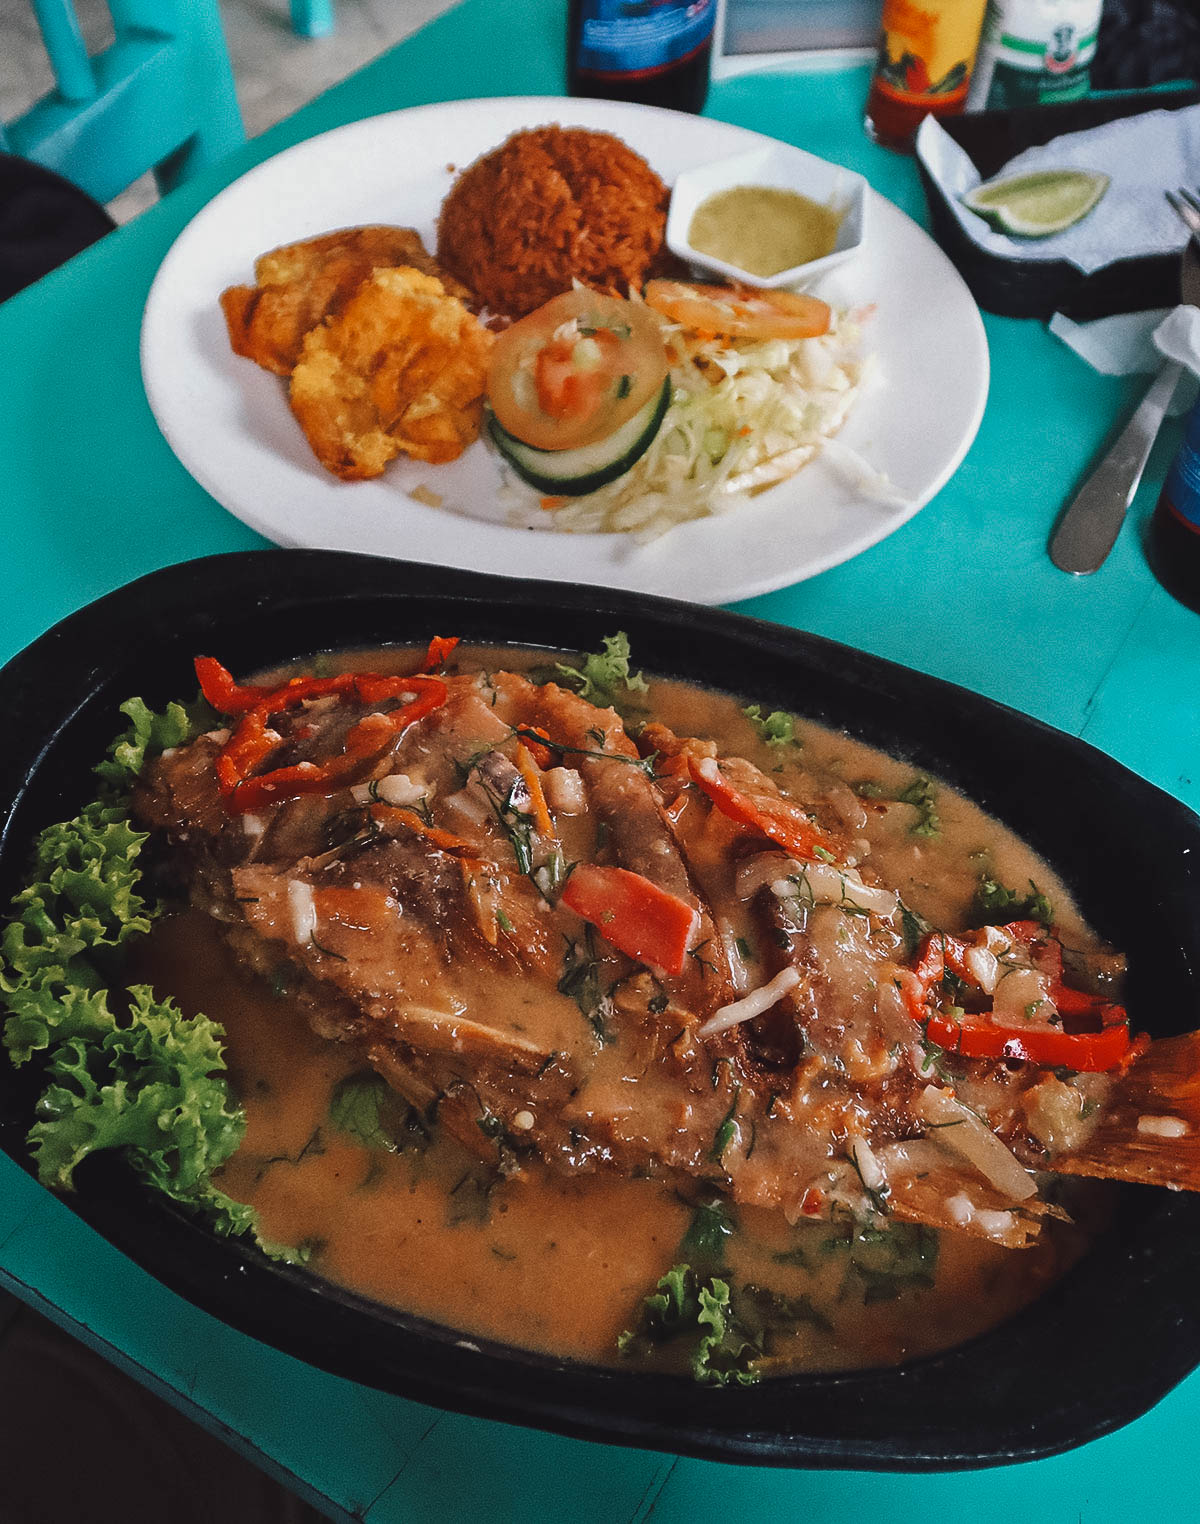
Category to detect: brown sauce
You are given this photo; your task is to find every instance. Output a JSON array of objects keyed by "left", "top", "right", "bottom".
[{"left": 134, "top": 649, "right": 1109, "bottom": 1375}]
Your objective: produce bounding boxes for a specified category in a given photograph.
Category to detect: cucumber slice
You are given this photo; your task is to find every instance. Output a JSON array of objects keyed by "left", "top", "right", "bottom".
[{"left": 488, "top": 379, "right": 671, "bottom": 497}]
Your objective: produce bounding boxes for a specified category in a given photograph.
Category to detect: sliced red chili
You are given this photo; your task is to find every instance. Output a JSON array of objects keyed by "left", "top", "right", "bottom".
[
  {"left": 687, "top": 756, "right": 839, "bottom": 865},
  {"left": 195, "top": 656, "right": 285, "bottom": 715},
  {"left": 195, "top": 656, "right": 448, "bottom": 813},
  {"left": 925, "top": 1008, "right": 1134, "bottom": 1074},
  {"left": 421, "top": 635, "right": 460, "bottom": 673},
  {"left": 561, "top": 863, "right": 699, "bottom": 977},
  {"left": 906, "top": 928, "right": 1139, "bottom": 1074}
]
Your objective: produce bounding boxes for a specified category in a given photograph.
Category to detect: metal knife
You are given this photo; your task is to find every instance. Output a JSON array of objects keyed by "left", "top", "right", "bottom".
[{"left": 1049, "top": 243, "right": 1200, "bottom": 575}]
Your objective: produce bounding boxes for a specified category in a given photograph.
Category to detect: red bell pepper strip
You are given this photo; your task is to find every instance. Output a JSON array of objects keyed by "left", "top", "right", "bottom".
[
  {"left": 195, "top": 655, "right": 289, "bottom": 715},
  {"left": 687, "top": 756, "right": 839, "bottom": 864},
  {"left": 904, "top": 928, "right": 1140, "bottom": 1074},
  {"left": 194, "top": 656, "right": 448, "bottom": 812},
  {"left": 924, "top": 1009, "right": 1137, "bottom": 1072},
  {"left": 561, "top": 863, "right": 699, "bottom": 977},
  {"left": 421, "top": 635, "right": 460, "bottom": 673}
]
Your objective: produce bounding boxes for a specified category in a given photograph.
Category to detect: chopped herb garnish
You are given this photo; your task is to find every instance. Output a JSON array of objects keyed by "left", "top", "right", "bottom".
[
  {"left": 558, "top": 928, "right": 614, "bottom": 1043},
  {"left": 679, "top": 1195, "right": 736, "bottom": 1265},
  {"left": 825, "top": 1209, "right": 939, "bottom": 1304},
  {"left": 710, "top": 1087, "right": 741, "bottom": 1163},
  {"left": 971, "top": 874, "right": 1054, "bottom": 929},
  {"left": 329, "top": 1072, "right": 433, "bottom": 1155},
  {"left": 511, "top": 726, "right": 656, "bottom": 779},
  {"left": 898, "top": 775, "right": 940, "bottom": 837},
  {"left": 688, "top": 939, "right": 719, "bottom": 977},
  {"left": 308, "top": 933, "right": 346, "bottom": 961},
  {"left": 898, "top": 899, "right": 932, "bottom": 957}
]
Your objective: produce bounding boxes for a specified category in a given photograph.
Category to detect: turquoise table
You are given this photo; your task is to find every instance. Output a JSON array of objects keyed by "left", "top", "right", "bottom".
[{"left": 1, "top": 2, "right": 1197, "bottom": 1519}]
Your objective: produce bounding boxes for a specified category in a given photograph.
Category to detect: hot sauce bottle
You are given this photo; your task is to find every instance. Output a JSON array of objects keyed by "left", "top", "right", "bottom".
[{"left": 864, "top": 0, "right": 988, "bottom": 152}]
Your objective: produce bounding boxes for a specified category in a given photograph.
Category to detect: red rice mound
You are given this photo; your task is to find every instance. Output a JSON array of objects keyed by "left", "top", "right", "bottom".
[{"left": 436, "top": 126, "right": 669, "bottom": 319}]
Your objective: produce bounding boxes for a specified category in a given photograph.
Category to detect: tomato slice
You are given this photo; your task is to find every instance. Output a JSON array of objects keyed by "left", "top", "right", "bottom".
[
  {"left": 487, "top": 289, "right": 669, "bottom": 452},
  {"left": 643, "top": 279, "right": 831, "bottom": 341}
]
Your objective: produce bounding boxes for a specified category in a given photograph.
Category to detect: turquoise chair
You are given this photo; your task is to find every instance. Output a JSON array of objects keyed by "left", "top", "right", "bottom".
[
  {"left": 290, "top": 0, "right": 335, "bottom": 38},
  {"left": 0, "top": 0, "right": 245, "bottom": 206}
]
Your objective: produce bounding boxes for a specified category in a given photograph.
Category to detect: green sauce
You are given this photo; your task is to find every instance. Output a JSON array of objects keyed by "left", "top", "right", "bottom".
[{"left": 688, "top": 185, "right": 842, "bottom": 277}]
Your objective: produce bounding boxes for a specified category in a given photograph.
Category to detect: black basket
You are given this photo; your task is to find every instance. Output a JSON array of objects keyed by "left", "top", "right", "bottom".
[{"left": 916, "top": 88, "right": 1200, "bottom": 321}]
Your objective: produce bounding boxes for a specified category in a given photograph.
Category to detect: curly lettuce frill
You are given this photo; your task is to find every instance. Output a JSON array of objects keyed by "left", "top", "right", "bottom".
[{"left": 0, "top": 693, "right": 262, "bottom": 1240}]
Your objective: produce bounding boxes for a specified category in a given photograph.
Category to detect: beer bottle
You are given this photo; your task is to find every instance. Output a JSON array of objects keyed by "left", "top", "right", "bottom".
[
  {"left": 567, "top": 0, "right": 716, "bottom": 115},
  {"left": 864, "top": 0, "right": 988, "bottom": 151},
  {"left": 1147, "top": 396, "right": 1200, "bottom": 615},
  {"left": 966, "top": 0, "right": 1102, "bottom": 111}
]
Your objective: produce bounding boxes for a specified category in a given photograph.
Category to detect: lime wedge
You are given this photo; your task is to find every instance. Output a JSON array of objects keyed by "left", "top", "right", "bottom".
[{"left": 961, "top": 169, "right": 1110, "bottom": 239}]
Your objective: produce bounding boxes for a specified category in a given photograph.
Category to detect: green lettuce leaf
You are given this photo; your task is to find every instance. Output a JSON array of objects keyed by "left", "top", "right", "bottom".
[
  {"left": 618, "top": 1263, "right": 763, "bottom": 1386},
  {"left": 93, "top": 696, "right": 205, "bottom": 795},
  {"left": 555, "top": 632, "right": 648, "bottom": 711},
  {"left": 0, "top": 693, "right": 269, "bottom": 1248},
  {"left": 28, "top": 985, "right": 244, "bottom": 1193},
  {"left": 1, "top": 802, "right": 153, "bottom": 1063}
]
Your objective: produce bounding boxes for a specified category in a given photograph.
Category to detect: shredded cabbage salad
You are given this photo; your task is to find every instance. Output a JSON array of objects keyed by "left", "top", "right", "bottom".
[{"left": 517, "top": 309, "right": 874, "bottom": 540}]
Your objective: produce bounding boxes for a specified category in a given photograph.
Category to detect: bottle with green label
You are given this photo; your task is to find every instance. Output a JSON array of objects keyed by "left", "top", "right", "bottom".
[{"left": 965, "top": 0, "right": 1101, "bottom": 110}]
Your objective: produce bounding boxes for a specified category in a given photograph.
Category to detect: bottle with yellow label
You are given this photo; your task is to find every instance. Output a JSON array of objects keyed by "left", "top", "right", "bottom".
[{"left": 864, "top": 0, "right": 989, "bottom": 151}]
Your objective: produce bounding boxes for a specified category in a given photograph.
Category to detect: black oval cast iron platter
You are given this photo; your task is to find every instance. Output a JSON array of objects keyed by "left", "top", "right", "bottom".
[{"left": 0, "top": 548, "right": 1198, "bottom": 1472}]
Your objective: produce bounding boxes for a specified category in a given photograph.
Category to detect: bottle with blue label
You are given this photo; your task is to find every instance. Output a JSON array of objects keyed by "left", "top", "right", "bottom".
[
  {"left": 1148, "top": 396, "right": 1200, "bottom": 614},
  {"left": 568, "top": 0, "right": 716, "bottom": 114}
]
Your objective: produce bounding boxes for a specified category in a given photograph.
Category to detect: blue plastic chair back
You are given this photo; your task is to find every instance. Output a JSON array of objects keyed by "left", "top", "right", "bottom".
[
  {"left": 290, "top": 0, "right": 335, "bottom": 38},
  {"left": 0, "top": 0, "right": 245, "bottom": 205}
]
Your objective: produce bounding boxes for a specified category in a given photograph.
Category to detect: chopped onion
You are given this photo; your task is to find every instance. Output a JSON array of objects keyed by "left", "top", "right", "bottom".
[
  {"left": 1138, "top": 1114, "right": 1188, "bottom": 1139},
  {"left": 770, "top": 861, "right": 898, "bottom": 918},
  {"left": 964, "top": 944, "right": 999, "bottom": 994},
  {"left": 847, "top": 1133, "right": 885, "bottom": 1195},
  {"left": 734, "top": 852, "right": 794, "bottom": 900},
  {"left": 697, "top": 966, "right": 800, "bottom": 1038},
  {"left": 543, "top": 768, "right": 587, "bottom": 815},
  {"left": 287, "top": 879, "right": 317, "bottom": 945},
  {"left": 351, "top": 772, "right": 429, "bottom": 808},
  {"left": 918, "top": 1086, "right": 1037, "bottom": 1202},
  {"left": 992, "top": 965, "right": 1052, "bottom": 1026},
  {"left": 443, "top": 788, "right": 489, "bottom": 827},
  {"left": 945, "top": 1193, "right": 1014, "bottom": 1238}
]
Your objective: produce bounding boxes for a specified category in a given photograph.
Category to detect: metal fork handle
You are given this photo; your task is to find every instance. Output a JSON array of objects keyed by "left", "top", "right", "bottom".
[{"left": 1049, "top": 358, "right": 1184, "bottom": 574}]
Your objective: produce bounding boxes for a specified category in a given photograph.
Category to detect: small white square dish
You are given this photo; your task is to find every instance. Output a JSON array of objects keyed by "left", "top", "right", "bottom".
[{"left": 666, "top": 143, "right": 868, "bottom": 287}]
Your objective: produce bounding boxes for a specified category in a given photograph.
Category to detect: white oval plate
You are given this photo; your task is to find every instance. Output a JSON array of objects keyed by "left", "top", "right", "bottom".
[{"left": 141, "top": 96, "right": 989, "bottom": 605}]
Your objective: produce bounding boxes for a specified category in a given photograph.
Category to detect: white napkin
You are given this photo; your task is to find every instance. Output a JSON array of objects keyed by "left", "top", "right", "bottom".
[
  {"left": 915, "top": 106, "right": 1200, "bottom": 274},
  {"left": 1049, "top": 303, "right": 1200, "bottom": 413}
]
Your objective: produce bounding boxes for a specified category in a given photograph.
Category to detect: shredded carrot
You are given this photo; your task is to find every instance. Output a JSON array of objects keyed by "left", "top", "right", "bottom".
[
  {"left": 736, "top": 425, "right": 752, "bottom": 437},
  {"left": 370, "top": 803, "right": 478, "bottom": 857},
  {"left": 522, "top": 725, "right": 555, "bottom": 770},
  {"left": 540, "top": 495, "right": 568, "bottom": 511},
  {"left": 515, "top": 742, "right": 556, "bottom": 840}
]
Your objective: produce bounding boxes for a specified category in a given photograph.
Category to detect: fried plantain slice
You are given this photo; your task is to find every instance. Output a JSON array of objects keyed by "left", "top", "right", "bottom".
[
  {"left": 219, "top": 225, "right": 473, "bottom": 376},
  {"left": 288, "top": 266, "right": 494, "bottom": 480}
]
